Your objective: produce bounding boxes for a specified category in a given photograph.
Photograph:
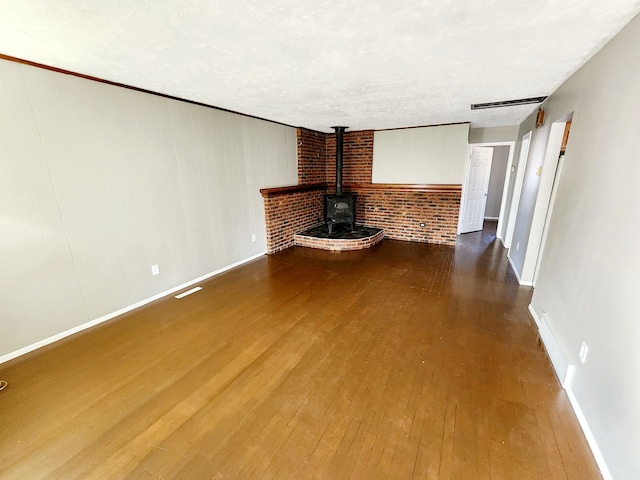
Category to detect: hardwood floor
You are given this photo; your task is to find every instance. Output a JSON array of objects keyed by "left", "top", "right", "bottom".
[{"left": 0, "top": 223, "right": 601, "bottom": 479}]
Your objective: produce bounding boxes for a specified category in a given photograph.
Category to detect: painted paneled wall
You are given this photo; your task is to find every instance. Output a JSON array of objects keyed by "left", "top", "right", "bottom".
[
  {"left": 371, "top": 124, "right": 469, "bottom": 184},
  {"left": 0, "top": 59, "right": 297, "bottom": 359},
  {"left": 516, "top": 13, "right": 640, "bottom": 480},
  {"left": 468, "top": 125, "right": 519, "bottom": 144}
]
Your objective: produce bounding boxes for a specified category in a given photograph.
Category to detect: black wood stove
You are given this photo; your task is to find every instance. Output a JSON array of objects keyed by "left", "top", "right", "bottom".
[{"left": 325, "top": 126, "right": 356, "bottom": 234}]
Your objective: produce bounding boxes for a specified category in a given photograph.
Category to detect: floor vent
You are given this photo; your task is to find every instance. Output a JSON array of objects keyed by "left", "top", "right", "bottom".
[{"left": 175, "top": 286, "right": 202, "bottom": 299}]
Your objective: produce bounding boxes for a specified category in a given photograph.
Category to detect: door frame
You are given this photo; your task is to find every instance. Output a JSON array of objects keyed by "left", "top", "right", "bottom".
[
  {"left": 533, "top": 150, "right": 565, "bottom": 286},
  {"left": 532, "top": 116, "right": 572, "bottom": 286},
  {"left": 504, "top": 132, "right": 532, "bottom": 248},
  {"left": 519, "top": 118, "right": 570, "bottom": 284},
  {"left": 458, "top": 141, "right": 515, "bottom": 235}
]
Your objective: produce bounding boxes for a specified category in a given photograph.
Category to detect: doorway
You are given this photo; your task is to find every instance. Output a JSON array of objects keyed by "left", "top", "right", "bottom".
[
  {"left": 516, "top": 116, "right": 572, "bottom": 285},
  {"left": 459, "top": 141, "right": 515, "bottom": 235},
  {"left": 503, "top": 131, "right": 532, "bottom": 248},
  {"left": 532, "top": 117, "right": 572, "bottom": 285},
  {"left": 459, "top": 146, "right": 493, "bottom": 234}
]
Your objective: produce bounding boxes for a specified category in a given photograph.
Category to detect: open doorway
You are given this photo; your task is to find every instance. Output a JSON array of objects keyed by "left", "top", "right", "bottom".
[
  {"left": 503, "top": 131, "right": 532, "bottom": 249},
  {"left": 533, "top": 117, "right": 572, "bottom": 285},
  {"left": 486, "top": 146, "right": 511, "bottom": 221},
  {"left": 459, "top": 141, "right": 515, "bottom": 236},
  {"left": 512, "top": 114, "right": 573, "bottom": 285}
]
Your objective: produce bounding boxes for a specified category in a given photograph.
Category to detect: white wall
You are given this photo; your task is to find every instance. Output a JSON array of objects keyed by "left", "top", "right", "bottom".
[
  {"left": 518, "top": 12, "right": 640, "bottom": 479},
  {"left": 468, "top": 125, "right": 519, "bottom": 144},
  {"left": 372, "top": 123, "right": 469, "bottom": 184},
  {"left": 0, "top": 59, "right": 297, "bottom": 359}
]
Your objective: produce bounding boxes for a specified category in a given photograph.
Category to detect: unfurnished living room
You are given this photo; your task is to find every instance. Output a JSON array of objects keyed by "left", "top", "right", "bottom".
[{"left": 1, "top": 2, "right": 639, "bottom": 479}]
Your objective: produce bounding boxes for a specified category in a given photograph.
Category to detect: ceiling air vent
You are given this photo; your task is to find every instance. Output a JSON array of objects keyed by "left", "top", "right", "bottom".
[{"left": 471, "top": 96, "right": 547, "bottom": 110}]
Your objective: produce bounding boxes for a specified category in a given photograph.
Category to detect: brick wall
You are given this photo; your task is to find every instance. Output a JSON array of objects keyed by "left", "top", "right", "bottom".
[
  {"left": 297, "top": 128, "right": 327, "bottom": 185},
  {"left": 323, "top": 128, "right": 460, "bottom": 244},
  {"left": 353, "top": 188, "right": 461, "bottom": 245},
  {"left": 262, "top": 128, "right": 462, "bottom": 253},
  {"left": 325, "top": 130, "right": 374, "bottom": 185},
  {"left": 262, "top": 187, "right": 326, "bottom": 253}
]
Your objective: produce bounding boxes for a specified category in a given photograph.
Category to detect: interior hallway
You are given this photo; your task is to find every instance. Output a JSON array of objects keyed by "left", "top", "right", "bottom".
[{"left": 0, "top": 222, "right": 600, "bottom": 479}]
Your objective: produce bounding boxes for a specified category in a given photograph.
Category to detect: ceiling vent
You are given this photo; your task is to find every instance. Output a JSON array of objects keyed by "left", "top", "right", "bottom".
[{"left": 470, "top": 96, "right": 547, "bottom": 110}]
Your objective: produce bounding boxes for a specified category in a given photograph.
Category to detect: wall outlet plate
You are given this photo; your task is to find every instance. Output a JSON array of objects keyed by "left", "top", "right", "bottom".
[
  {"left": 579, "top": 341, "right": 589, "bottom": 364},
  {"left": 151, "top": 264, "right": 160, "bottom": 276}
]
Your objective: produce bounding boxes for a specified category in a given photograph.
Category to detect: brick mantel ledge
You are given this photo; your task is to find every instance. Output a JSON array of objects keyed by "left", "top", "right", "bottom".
[
  {"left": 260, "top": 183, "right": 460, "bottom": 197},
  {"left": 344, "top": 183, "right": 461, "bottom": 193},
  {"left": 260, "top": 183, "right": 328, "bottom": 197}
]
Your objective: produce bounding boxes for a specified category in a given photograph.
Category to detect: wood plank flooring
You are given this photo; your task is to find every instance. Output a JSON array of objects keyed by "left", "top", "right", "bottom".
[{"left": 0, "top": 223, "right": 601, "bottom": 479}]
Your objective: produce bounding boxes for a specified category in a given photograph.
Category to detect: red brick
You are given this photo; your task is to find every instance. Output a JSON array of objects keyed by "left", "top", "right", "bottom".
[{"left": 264, "top": 128, "right": 461, "bottom": 253}]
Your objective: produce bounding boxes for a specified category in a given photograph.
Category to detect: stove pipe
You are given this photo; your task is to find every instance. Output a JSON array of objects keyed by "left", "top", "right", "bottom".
[{"left": 332, "top": 126, "right": 348, "bottom": 194}]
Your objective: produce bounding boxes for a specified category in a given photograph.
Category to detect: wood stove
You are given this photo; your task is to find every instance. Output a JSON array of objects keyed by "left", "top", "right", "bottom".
[
  {"left": 325, "top": 193, "right": 356, "bottom": 234},
  {"left": 325, "top": 126, "right": 356, "bottom": 234}
]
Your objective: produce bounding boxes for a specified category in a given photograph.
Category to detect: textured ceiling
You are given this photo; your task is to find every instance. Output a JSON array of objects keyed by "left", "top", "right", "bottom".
[{"left": 1, "top": 1, "right": 640, "bottom": 132}]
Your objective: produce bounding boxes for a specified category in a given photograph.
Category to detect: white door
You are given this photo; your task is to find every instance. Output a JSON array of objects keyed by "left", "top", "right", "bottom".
[{"left": 459, "top": 146, "right": 494, "bottom": 234}]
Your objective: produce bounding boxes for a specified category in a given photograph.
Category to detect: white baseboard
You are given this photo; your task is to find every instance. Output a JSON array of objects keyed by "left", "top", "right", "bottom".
[
  {"left": 528, "top": 304, "right": 612, "bottom": 480},
  {"left": 508, "top": 254, "right": 533, "bottom": 286},
  {"left": 528, "top": 305, "right": 572, "bottom": 388},
  {"left": 0, "top": 251, "right": 266, "bottom": 365},
  {"left": 484, "top": 216, "right": 499, "bottom": 221},
  {"left": 566, "top": 388, "right": 613, "bottom": 480},
  {"left": 527, "top": 304, "right": 542, "bottom": 328}
]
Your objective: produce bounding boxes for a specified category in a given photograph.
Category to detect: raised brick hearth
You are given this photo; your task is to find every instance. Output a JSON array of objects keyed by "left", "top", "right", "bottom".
[
  {"left": 294, "top": 225, "right": 384, "bottom": 252},
  {"left": 261, "top": 184, "right": 326, "bottom": 254}
]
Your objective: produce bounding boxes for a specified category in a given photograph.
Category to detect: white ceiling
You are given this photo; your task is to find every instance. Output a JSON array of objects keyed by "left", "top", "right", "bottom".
[{"left": 1, "top": 1, "right": 640, "bottom": 132}]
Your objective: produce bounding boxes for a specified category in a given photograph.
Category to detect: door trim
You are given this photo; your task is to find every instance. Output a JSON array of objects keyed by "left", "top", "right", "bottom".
[
  {"left": 459, "top": 141, "right": 515, "bottom": 236},
  {"left": 504, "top": 132, "right": 532, "bottom": 248}
]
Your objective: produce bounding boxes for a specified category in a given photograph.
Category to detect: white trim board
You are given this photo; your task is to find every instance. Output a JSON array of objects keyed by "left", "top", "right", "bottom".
[
  {"left": 527, "top": 305, "right": 573, "bottom": 388},
  {"left": 504, "top": 132, "right": 532, "bottom": 249},
  {"left": 528, "top": 303, "right": 612, "bottom": 480},
  {"left": 0, "top": 251, "right": 266, "bottom": 364},
  {"left": 566, "top": 388, "right": 613, "bottom": 480},
  {"left": 508, "top": 254, "right": 533, "bottom": 286},
  {"left": 520, "top": 123, "right": 565, "bottom": 283}
]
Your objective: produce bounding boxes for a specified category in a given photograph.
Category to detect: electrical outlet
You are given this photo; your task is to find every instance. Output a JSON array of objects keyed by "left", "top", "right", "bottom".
[
  {"left": 251, "top": 234, "right": 256, "bottom": 242},
  {"left": 579, "top": 342, "right": 589, "bottom": 364},
  {"left": 151, "top": 264, "right": 160, "bottom": 276}
]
